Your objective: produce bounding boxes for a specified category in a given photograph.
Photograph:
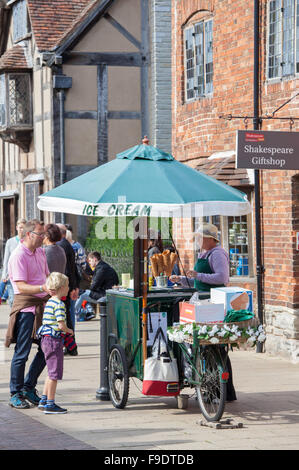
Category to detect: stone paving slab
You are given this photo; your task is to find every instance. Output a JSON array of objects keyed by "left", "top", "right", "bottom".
[
  {"left": 0, "top": 403, "right": 96, "bottom": 450},
  {"left": 1, "top": 303, "right": 299, "bottom": 450}
]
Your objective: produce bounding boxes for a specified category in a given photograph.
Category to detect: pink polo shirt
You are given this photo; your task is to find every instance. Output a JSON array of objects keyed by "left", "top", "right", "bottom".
[{"left": 8, "top": 240, "right": 49, "bottom": 313}]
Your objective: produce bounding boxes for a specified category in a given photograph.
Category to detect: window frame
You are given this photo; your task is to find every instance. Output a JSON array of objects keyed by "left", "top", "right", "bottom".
[
  {"left": 12, "top": 0, "right": 30, "bottom": 43},
  {"left": 25, "top": 181, "right": 43, "bottom": 221},
  {"left": 267, "top": 0, "right": 299, "bottom": 80},
  {"left": 0, "top": 74, "right": 6, "bottom": 128},
  {"left": 0, "top": 72, "right": 32, "bottom": 130},
  {"left": 183, "top": 16, "right": 214, "bottom": 102}
]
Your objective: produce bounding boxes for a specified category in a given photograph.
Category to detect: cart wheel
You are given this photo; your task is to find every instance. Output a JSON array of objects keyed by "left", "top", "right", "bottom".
[
  {"left": 195, "top": 346, "right": 226, "bottom": 422},
  {"left": 108, "top": 344, "right": 129, "bottom": 409}
]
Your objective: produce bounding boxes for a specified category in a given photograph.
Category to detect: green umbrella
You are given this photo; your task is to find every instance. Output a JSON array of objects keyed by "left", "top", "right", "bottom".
[
  {"left": 37, "top": 142, "right": 251, "bottom": 218},
  {"left": 38, "top": 139, "right": 252, "bottom": 364}
]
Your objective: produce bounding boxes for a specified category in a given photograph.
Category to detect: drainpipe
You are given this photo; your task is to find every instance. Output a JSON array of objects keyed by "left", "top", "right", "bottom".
[
  {"left": 53, "top": 74, "right": 72, "bottom": 224},
  {"left": 253, "top": 0, "right": 264, "bottom": 352},
  {"left": 58, "top": 90, "right": 66, "bottom": 224}
]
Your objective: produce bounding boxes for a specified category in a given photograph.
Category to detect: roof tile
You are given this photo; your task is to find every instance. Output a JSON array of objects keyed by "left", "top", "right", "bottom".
[
  {"left": 27, "top": 0, "right": 93, "bottom": 51},
  {"left": 0, "top": 44, "right": 31, "bottom": 71},
  {"left": 196, "top": 156, "right": 252, "bottom": 187}
]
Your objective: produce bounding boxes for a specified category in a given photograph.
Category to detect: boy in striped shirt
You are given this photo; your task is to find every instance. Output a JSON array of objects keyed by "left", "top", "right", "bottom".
[{"left": 37, "top": 272, "right": 73, "bottom": 414}]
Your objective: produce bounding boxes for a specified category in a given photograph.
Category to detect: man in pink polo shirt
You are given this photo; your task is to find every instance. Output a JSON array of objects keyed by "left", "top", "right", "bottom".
[{"left": 8, "top": 219, "right": 51, "bottom": 409}]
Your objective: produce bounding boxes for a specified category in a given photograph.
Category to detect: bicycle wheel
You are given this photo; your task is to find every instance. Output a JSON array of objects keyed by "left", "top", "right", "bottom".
[
  {"left": 108, "top": 344, "right": 129, "bottom": 409},
  {"left": 195, "top": 346, "right": 227, "bottom": 422}
]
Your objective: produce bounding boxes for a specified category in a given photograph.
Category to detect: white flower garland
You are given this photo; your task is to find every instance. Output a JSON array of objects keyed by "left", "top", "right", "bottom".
[{"left": 167, "top": 322, "right": 266, "bottom": 346}]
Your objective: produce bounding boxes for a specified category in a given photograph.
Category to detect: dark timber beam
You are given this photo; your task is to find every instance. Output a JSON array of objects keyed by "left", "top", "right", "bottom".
[
  {"left": 103, "top": 13, "right": 141, "bottom": 50},
  {"left": 63, "top": 51, "right": 146, "bottom": 67},
  {"left": 64, "top": 111, "right": 141, "bottom": 120}
]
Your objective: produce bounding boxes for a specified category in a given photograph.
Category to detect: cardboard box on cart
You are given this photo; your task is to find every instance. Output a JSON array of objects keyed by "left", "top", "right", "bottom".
[
  {"left": 210, "top": 287, "right": 253, "bottom": 313},
  {"left": 179, "top": 301, "right": 225, "bottom": 324}
]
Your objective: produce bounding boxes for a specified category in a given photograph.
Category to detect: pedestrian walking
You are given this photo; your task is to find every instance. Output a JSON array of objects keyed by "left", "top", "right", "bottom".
[
  {"left": 65, "top": 224, "right": 87, "bottom": 278},
  {"left": 37, "top": 272, "right": 73, "bottom": 414},
  {"left": 65, "top": 226, "right": 88, "bottom": 325},
  {"left": 1, "top": 218, "right": 26, "bottom": 307},
  {"left": 0, "top": 279, "right": 9, "bottom": 303},
  {"left": 5, "top": 219, "right": 51, "bottom": 409},
  {"left": 43, "top": 224, "right": 67, "bottom": 274}
]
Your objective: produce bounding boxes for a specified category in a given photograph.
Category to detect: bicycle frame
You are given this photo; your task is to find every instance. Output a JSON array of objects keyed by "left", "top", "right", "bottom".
[{"left": 177, "top": 330, "right": 229, "bottom": 388}]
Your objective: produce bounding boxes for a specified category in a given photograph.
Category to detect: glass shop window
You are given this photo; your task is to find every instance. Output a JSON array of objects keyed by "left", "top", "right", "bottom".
[
  {"left": 194, "top": 214, "right": 253, "bottom": 278},
  {"left": 227, "top": 215, "right": 250, "bottom": 277}
]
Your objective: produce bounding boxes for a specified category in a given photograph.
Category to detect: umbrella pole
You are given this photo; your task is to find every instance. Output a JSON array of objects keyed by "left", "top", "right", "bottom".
[{"left": 141, "top": 217, "right": 148, "bottom": 365}]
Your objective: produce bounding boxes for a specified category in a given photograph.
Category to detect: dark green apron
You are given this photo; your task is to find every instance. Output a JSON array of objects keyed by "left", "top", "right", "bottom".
[{"left": 193, "top": 255, "right": 225, "bottom": 292}]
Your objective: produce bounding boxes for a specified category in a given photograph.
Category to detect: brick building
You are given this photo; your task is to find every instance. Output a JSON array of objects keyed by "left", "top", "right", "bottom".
[{"left": 172, "top": 0, "right": 299, "bottom": 359}]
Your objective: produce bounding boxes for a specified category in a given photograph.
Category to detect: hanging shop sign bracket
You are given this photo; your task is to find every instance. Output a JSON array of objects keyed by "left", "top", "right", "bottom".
[{"left": 219, "top": 91, "right": 299, "bottom": 130}]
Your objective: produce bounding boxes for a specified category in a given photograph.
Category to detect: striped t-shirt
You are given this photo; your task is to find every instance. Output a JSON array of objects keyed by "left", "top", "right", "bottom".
[{"left": 39, "top": 297, "right": 66, "bottom": 337}]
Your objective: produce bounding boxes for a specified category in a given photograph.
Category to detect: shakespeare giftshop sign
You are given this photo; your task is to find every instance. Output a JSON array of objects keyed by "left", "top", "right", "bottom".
[{"left": 236, "top": 130, "right": 299, "bottom": 170}]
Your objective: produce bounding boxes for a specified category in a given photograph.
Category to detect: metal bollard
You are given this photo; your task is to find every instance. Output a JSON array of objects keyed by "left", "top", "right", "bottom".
[{"left": 96, "top": 301, "right": 110, "bottom": 401}]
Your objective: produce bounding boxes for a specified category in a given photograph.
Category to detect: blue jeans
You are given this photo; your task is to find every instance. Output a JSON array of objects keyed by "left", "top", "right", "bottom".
[
  {"left": 70, "top": 299, "right": 76, "bottom": 332},
  {"left": 6, "top": 281, "right": 14, "bottom": 307},
  {"left": 10, "top": 312, "right": 46, "bottom": 396},
  {"left": 0, "top": 281, "right": 8, "bottom": 300},
  {"left": 75, "top": 290, "right": 105, "bottom": 313}
]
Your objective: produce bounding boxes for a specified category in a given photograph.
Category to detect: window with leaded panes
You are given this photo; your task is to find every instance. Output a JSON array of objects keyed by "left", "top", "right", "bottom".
[
  {"left": 0, "top": 74, "right": 6, "bottom": 127},
  {"left": 184, "top": 18, "right": 213, "bottom": 101},
  {"left": 268, "top": 0, "right": 299, "bottom": 78},
  {"left": 13, "top": 0, "right": 30, "bottom": 43},
  {"left": 8, "top": 73, "right": 31, "bottom": 126},
  {"left": 0, "top": 73, "right": 32, "bottom": 129},
  {"left": 25, "top": 182, "right": 43, "bottom": 221}
]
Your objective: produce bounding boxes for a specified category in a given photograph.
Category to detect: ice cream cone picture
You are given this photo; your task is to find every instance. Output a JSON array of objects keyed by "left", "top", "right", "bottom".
[{"left": 230, "top": 291, "right": 249, "bottom": 311}]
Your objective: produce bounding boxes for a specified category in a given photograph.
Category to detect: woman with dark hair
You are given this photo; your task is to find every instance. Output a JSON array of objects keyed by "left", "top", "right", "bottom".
[
  {"left": 148, "top": 228, "right": 163, "bottom": 260},
  {"left": 43, "top": 224, "right": 67, "bottom": 274}
]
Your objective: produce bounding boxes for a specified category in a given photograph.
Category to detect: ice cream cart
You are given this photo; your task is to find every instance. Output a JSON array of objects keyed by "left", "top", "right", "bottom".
[{"left": 38, "top": 138, "right": 253, "bottom": 421}]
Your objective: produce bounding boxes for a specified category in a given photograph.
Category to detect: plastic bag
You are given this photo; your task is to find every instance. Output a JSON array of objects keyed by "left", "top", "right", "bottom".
[{"left": 189, "top": 291, "right": 202, "bottom": 304}]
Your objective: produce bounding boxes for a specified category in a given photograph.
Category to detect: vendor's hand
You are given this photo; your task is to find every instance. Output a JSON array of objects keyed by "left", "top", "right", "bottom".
[
  {"left": 186, "top": 270, "right": 198, "bottom": 279},
  {"left": 169, "top": 275, "right": 181, "bottom": 284}
]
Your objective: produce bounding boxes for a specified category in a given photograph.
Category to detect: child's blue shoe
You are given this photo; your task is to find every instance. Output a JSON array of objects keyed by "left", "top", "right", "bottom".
[{"left": 44, "top": 403, "right": 67, "bottom": 414}]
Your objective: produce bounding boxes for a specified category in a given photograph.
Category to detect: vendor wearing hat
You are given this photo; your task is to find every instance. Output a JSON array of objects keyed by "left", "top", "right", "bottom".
[
  {"left": 171, "top": 222, "right": 236, "bottom": 402},
  {"left": 170, "top": 222, "right": 229, "bottom": 291}
]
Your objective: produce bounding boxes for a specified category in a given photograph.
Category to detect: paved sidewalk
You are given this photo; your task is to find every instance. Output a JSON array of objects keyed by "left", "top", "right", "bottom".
[{"left": 1, "top": 303, "right": 299, "bottom": 450}]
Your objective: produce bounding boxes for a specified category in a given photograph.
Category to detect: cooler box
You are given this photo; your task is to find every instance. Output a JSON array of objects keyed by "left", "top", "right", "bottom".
[
  {"left": 179, "top": 301, "right": 225, "bottom": 324},
  {"left": 210, "top": 287, "right": 253, "bottom": 313}
]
